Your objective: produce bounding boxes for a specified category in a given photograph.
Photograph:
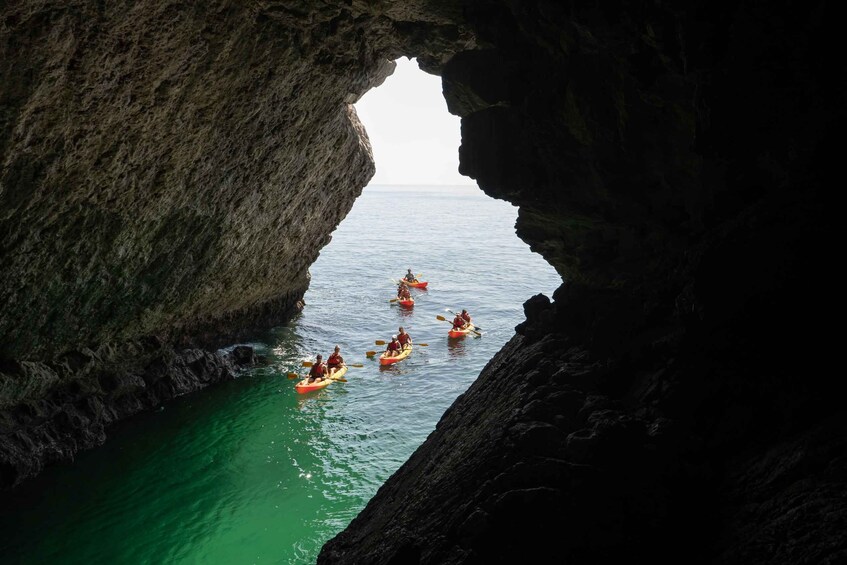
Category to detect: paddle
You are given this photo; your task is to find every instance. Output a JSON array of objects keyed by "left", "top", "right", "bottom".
[
  {"left": 288, "top": 371, "right": 347, "bottom": 383},
  {"left": 436, "top": 314, "right": 482, "bottom": 336},
  {"left": 302, "top": 361, "right": 363, "bottom": 368},
  {"left": 445, "top": 309, "right": 482, "bottom": 330}
]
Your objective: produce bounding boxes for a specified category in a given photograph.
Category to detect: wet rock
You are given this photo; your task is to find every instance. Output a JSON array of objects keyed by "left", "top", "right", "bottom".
[
  {"left": 0, "top": 341, "right": 251, "bottom": 489},
  {"left": 230, "top": 345, "right": 257, "bottom": 366}
]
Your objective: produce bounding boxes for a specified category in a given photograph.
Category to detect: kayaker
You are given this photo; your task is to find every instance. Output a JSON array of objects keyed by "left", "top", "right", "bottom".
[
  {"left": 385, "top": 335, "right": 402, "bottom": 357},
  {"left": 460, "top": 309, "right": 472, "bottom": 325},
  {"left": 404, "top": 269, "right": 417, "bottom": 283},
  {"left": 397, "top": 283, "right": 411, "bottom": 300},
  {"left": 326, "top": 345, "right": 344, "bottom": 377},
  {"left": 397, "top": 327, "right": 412, "bottom": 349},
  {"left": 452, "top": 314, "right": 467, "bottom": 330},
  {"left": 307, "top": 355, "right": 327, "bottom": 383}
]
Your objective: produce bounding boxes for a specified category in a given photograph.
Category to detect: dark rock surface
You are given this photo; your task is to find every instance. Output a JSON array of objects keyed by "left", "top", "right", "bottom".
[
  {"left": 0, "top": 341, "right": 256, "bottom": 488},
  {"left": 1, "top": 0, "right": 844, "bottom": 562},
  {"left": 322, "top": 1, "right": 844, "bottom": 563}
]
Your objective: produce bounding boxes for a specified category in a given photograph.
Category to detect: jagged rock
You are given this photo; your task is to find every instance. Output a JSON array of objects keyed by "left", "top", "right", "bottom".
[
  {"left": 1, "top": 1, "right": 843, "bottom": 563},
  {"left": 0, "top": 342, "right": 255, "bottom": 488}
]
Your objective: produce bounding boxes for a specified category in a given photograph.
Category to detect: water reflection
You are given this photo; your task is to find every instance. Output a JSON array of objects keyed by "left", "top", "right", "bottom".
[
  {"left": 447, "top": 337, "right": 467, "bottom": 359},
  {"left": 394, "top": 306, "right": 414, "bottom": 319}
]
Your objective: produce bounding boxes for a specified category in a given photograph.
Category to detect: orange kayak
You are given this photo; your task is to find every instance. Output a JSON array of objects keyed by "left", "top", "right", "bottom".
[
  {"left": 294, "top": 366, "right": 347, "bottom": 393},
  {"left": 448, "top": 324, "right": 475, "bottom": 338},
  {"left": 379, "top": 345, "right": 413, "bottom": 365},
  {"left": 406, "top": 281, "right": 428, "bottom": 288},
  {"left": 397, "top": 298, "right": 414, "bottom": 307}
]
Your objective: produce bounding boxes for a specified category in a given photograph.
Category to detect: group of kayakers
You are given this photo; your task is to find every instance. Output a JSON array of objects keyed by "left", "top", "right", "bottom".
[
  {"left": 452, "top": 309, "right": 473, "bottom": 331},
  {"left": 383, "top": 326, "right": 413, "bottom": 358},
  {"left": 304, "top": 345, "right": 346, "bottom": 384},
  {"left": 302, "top": 268, "right": 475, "bottom": 385},
  {"left": 395, "top": 268, "right": 420, "bottom": 300},
  {"left": 396, "top": 282, "right": 412, "bottom": 301}
]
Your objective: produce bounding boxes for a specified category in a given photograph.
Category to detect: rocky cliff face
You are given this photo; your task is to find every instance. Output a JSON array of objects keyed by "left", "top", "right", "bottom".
[
  {"left": 2, "top": 0, "right": 843, "bottom": 562},
  {"left": 0, "top": 0, "right": 471, "bottom": 486},
  {"left": 322, "top": 1, "right": 843, "bottom": 563}
]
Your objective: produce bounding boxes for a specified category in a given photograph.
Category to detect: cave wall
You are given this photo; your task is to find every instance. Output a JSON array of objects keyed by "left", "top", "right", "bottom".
[
  {"left": 0, "top": 1, "right": 381, "bottom": 360},
  {"left": 1, "top": 0, "right": 844, "bottom": 562},
  {"left": 0, "top": 0, "right": 472, "bottom": 486},
  {"left": 321, "top": 1, "right": 844, "bottom": 563}
]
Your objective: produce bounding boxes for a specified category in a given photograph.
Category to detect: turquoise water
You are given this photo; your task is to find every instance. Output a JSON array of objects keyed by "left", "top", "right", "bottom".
[{"left": 0, "top": 185, "right": 560, "bottom": 564}]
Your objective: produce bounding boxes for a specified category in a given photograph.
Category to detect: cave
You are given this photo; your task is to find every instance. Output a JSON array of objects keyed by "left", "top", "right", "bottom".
[{"left": 1, "top": 1, "right": 843, "bottom": 563}]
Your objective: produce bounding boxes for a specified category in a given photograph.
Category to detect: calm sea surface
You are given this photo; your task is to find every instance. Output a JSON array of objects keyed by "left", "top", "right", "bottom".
[{"left": 0, "top": 185, "right": 560, "bottom": 564}]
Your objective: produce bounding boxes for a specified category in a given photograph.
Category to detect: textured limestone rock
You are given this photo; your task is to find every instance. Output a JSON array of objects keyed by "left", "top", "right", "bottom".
[
  {"left": 1, "top": 0, "right": 844, "bottom": 562},
  {"left": 321, "top": 1, "right": 843, "bottom": 563},
  {"left": 0, "top": 1, "right": 473, "bottom": 484}
]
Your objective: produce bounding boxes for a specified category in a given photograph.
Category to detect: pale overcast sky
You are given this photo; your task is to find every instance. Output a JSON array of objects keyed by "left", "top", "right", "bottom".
[{"left": 354, "top": 57, "right": 474, "bottom": 186}]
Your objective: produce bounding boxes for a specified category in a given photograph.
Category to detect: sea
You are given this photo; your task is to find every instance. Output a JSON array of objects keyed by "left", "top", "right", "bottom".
[{"left": 0, "top": 184, "right": 561, "bottom": 564}]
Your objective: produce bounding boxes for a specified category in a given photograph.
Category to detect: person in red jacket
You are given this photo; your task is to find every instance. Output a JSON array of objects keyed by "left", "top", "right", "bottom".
[
  {"left": 397, "top": 282, "right": 411, "bottom": 300},
  {"left": 326, "top": 345, "right": 344, "bottom": 377},
  {"left": 397, "top": 327, "right": 412, "bottom": 349},
  {"left": 385, "top": 335, "right": 401, "bottom": 357},
  {"left": 460, "top": 309, "right": 472, "bottom": 325},
  {"left": 452, "top": 314, "right": 467, "bottom": 330},
  {"left": 307, "top": 354, "right": 327, "bottom": 383}
]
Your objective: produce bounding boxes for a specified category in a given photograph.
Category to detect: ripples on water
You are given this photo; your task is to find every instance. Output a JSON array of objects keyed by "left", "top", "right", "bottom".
[{"left": 0, "top": 185, "right": 560, "bottom": 564}]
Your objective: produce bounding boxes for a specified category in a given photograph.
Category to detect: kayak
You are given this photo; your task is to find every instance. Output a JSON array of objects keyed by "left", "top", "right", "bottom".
[
  {"left": 294, "top": 365, "right": 348, "bottom": 393},
  {"left": 397, "top": 298, "right": 414, "bottom": 308},
  {"left": 406, "top": 281, "right": 428, "bottom": 289},
  {"left": 379, "top": 345, "right": 413, "bottom": 365},
  {"left": 448, "top": 324, "right": 476, "bottom": 338}
]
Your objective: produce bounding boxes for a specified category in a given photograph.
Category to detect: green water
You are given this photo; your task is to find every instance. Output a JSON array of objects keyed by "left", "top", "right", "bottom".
[{"left": 0, "top": 185, "right": 560, "bottom": 564}]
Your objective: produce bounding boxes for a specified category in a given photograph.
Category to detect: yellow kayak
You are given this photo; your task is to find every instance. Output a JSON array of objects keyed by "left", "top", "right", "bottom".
[
  {"left": 379, "top": 345, "right": 412, "bottom": 365},
  {"left": 295, "top": 365, "right": 348, "bottom": 393}
]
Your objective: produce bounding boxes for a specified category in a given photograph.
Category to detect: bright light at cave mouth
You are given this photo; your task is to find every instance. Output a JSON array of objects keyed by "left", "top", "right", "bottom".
[{"left": 354, "top": 57, "right": 473, "bottom": 187}]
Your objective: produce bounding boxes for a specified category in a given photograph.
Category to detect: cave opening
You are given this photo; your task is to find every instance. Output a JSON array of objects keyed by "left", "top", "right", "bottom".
[{"left": 0, "top": 57, "right": 564, "bottom": 565}]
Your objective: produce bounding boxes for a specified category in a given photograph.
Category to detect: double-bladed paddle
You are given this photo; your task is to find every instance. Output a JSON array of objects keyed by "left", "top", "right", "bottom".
[
  {"left": 444, "top": 309, "right": 482, "bottom": 330},
  {"left": 436, "top": 314, "right": 482, "bottom": 336},
  {"left": 287, "top": 371, "right": 347, "bottom": 383},
  {"left": 375, "top": 340, "right": 427, "bottom": 346},
  {"left": 302, "top": 361, "right": 363, "bottom": 368}
]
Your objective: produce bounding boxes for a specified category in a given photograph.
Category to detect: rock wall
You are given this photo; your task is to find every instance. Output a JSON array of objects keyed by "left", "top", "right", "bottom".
[
  {"left": 321, "top": 1, "right": 844, "bottom": 563},
  {"left": 0, "top": 342, "right": 256, "bottom": 487},
  {"left": 2, "top": 0, "right": 844, "bottom": 562},
  {"left": 0, "top": 0, "right": 471, "bottom": 486}
]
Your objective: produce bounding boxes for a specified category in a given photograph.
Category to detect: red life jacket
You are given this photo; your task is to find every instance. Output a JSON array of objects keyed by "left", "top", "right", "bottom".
[
  {"left": 398, "top": 333, "right": 411, "bottom": 345},
  {"left": 309, "top": 362, "right": 326, "bottom": 378},
  {"left": 461, "top": 312, "right": 471, "bottom": 322},
  {"left": 327, "top": 353, "right": 343, "bottom": 366},
  {"left": 387, "top": 340, "right": 400, "bottom": 351},
  {"left": 452, "top": 316, "right": 465, "bottom": 329}
]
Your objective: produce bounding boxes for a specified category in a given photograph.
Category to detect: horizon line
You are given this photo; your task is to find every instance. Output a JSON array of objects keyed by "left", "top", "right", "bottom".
[{"left": 366, "top": 182, "right": 477, "bottom": 187}]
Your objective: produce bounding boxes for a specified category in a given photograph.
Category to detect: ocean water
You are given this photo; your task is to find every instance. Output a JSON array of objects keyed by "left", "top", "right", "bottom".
[{"left": 0, "top": 185, "right": 560, "bottom": 564}]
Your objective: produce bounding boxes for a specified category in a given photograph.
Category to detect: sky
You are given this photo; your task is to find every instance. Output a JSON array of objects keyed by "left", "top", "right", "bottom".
[{"left": 354, "top": 57, "right": 474, "bottom": 186}]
